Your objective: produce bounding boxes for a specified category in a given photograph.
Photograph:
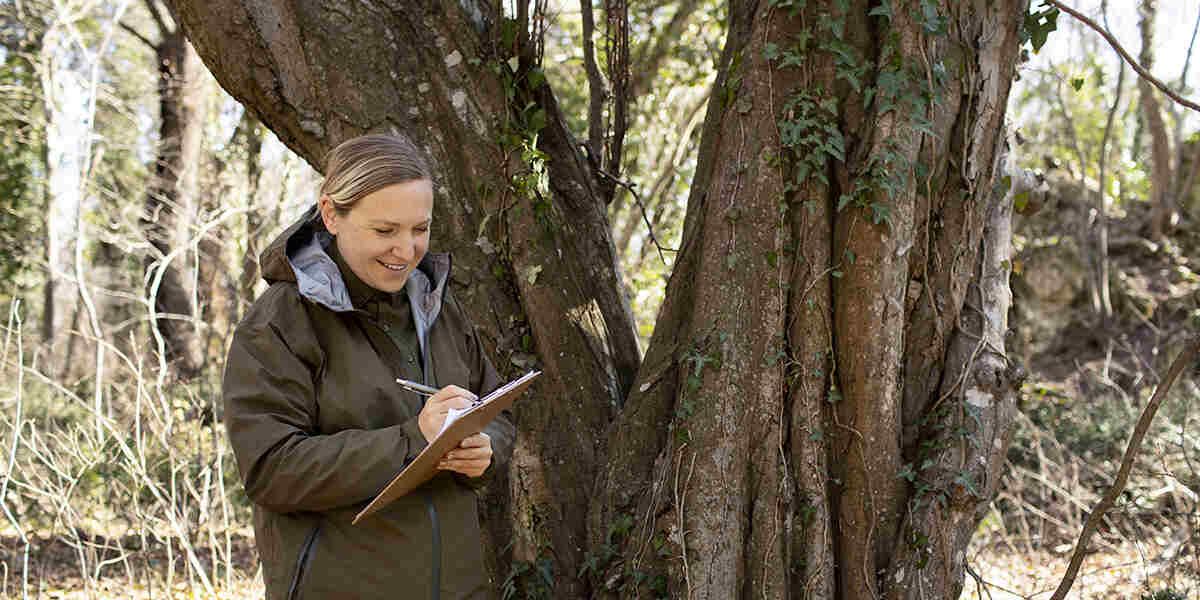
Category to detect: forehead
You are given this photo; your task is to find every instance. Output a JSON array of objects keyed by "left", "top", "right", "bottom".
[{"left": 349, "top": 180, "right": 434, "bottom": 223}]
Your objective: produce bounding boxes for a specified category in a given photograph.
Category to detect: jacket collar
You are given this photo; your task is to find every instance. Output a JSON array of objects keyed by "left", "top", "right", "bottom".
[{"left": 258, "top": 206, "right": 451, "bottom": 337}]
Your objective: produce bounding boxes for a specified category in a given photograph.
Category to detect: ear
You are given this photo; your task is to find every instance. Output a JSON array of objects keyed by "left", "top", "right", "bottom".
[{"left": 318, "top": 195, "right": 339, "bottom": 235}]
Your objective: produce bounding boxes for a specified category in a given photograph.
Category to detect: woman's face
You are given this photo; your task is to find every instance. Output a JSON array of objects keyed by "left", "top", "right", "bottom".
[{"left": 319, "top": 179, "right": 434, "bottom": 293}]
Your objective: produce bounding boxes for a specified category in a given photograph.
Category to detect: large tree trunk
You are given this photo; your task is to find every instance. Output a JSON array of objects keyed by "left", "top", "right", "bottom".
[
  {"left": 170, "top": 1, "right": 1027, "bottom": 598},
  {"left": 591, "top": 2, "right": 1026, "bottom": 599}
]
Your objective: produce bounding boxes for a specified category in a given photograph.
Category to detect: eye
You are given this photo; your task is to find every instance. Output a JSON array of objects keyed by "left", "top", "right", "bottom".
[
  {"left": 415, "top": 225, "right": 430, "bottom": 233},
  {"left": 373, "top": 228, "right": 394, "bottom": 235}
]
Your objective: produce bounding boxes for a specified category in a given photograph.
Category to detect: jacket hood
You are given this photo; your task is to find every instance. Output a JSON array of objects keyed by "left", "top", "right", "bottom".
[{"left": 258, "top": 206, "right": 451, "bottom": 332}]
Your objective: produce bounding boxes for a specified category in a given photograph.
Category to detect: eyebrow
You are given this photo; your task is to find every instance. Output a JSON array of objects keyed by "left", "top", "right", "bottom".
[{"left": 367, "top": 218, "right": 433, "bottom": 227}]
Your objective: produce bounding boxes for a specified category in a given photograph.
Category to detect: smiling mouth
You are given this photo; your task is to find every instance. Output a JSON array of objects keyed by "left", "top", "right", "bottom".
[{"left": 380, "top": 261, "right": 408, "bottom": 272}]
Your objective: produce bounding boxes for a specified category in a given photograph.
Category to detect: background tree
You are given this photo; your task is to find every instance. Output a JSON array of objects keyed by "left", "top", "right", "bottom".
[
  {"left": 1138, "top": 0, "right": 1176, "bottom": 241},
  {"left": 120, "top": 0, "right": 208, "bottom": 378}
]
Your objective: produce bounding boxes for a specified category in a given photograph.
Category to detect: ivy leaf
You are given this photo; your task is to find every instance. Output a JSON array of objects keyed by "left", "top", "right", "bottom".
[
  {"left": 868, "top": 2, "right": 893, "bottom": 20},
  {"left": 764, "top": 42, "right": 780, "bottom": 61},
  {"left": 475, "top": 236, "right": 498, "bottom": 255},
  {"left": 1014, "top": 190, "right": 1030, "bottom": 213},
  {"left": 1025, "top": 6, "right": 1059, "bottom": 53},
  {"left": 522, "top": 264, "right": 543, "bottom": 285}
]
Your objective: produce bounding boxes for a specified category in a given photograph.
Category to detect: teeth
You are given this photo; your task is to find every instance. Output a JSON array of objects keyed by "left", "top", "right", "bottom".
[{"left": 382, "top": 263, "right": 406, "bottom": 271}]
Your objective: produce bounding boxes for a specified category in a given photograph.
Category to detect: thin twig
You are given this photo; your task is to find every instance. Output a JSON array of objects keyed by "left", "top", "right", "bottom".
[
  {"left": 1, "top": 300, "right": 30, "bottom": 600},
  {"left": 1049, "top": 335, "right": 1200, "bottom": 600},
  {"left": 1044, "top": 0, "right": 1200, "bottom": 113},
  {"left": 596, "top": 166, "right": 677, "bottom": 264}
]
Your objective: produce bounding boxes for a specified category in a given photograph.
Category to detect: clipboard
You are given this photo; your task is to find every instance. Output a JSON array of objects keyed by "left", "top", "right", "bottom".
[{"left": 354, "top": 370, "right": 540, "bottom": 523}]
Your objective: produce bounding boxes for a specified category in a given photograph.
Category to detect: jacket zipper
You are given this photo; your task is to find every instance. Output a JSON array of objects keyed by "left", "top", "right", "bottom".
[
  {"left": 363, "top": 316, "right": 443, "bottom": 600},
  {"left": 287, "top": 523, "right": 321, "bottom": 600},
  {"left": 426, "top": 491, "right": 441, "bottom": 600}
]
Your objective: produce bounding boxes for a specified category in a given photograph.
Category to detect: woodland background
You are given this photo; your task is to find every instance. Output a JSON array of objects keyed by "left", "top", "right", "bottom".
[{"left": 0, "top": 0, "right": 1198, "bottom": 598}]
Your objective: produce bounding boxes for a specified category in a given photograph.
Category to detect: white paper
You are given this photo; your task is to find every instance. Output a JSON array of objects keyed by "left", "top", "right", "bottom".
[{"left": 437, "top": 406, "right": 471, "bottom": 437}]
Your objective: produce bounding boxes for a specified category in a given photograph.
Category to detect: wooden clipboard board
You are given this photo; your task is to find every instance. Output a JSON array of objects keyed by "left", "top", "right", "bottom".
[{"left": 354, "top": 370, "right": 539, "bottom": 524}]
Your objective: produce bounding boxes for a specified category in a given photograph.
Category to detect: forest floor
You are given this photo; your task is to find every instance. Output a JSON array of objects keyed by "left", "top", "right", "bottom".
[
  {"left": 962, "top": 537, "right": 1200, "bottom": 599},
  {"left": 2, "top": 531, "right": 1195, "bottom": 599}
]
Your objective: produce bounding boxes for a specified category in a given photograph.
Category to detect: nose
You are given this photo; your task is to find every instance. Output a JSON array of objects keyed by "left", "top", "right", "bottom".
[{"left": 389, "top": 237, "right": 416, "bottom": 263}]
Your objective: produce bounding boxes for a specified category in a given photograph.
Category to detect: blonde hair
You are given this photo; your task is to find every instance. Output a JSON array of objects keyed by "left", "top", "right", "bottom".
[{"left": 319, "top": 134, "right": 431, "bottom": 214}]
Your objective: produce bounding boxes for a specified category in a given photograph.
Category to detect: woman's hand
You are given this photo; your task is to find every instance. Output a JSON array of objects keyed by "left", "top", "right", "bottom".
[
  {"left": 417, "top": 385, "right": 476, "bottom": 442},
  {"left": 438, "top": 433, "right": 492, "bottom": 478}
]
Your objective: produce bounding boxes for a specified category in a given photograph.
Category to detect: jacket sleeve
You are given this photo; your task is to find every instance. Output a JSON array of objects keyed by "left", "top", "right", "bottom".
[{"left": 222, "top": 292, "right": 428, "bottom": 514}]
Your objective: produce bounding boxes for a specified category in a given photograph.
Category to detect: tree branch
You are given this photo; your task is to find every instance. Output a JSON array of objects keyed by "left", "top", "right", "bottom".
[
  {"left": 143, "top": 0, "right": 172, "bottom": 38},
  {"left": 579, "top": 0, "right": 607, "bottom": 167},
  {"left": 1049, "top": 335, "right": 1200, "bottom": 600},
  {"left": 604, "top": 0, "right": 631, "bottom": 195},
  {"left": 119, "top": 22, "right": 157, "bottom": 51},
  {"left": 1045, "top": 0, "right": 1200, "bottom": 113},
  {"left": 596, "top": 166, "right": 675, "bottom": 265}
]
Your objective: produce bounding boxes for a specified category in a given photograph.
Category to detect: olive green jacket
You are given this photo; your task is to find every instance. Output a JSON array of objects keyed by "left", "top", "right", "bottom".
[{"left": 223, "top": 208, "right": 515, "bottom": 600}]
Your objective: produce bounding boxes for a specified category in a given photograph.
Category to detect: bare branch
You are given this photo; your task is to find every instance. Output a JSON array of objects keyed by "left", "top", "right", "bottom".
[
  {"left": 1049, "top": 334, "right": 1200, "bottom": 600},
  {"left": 596, "top": 166, "right": 676, "bottom": 265},
  {"left": 119, "top": 21, "right": 156, "bottom": 51},
  {"left": 1045, "top": 0, "right": 1200, "bottom": 113},
  {"left": 579, "top": 0, "right": 606, "bottom": 165},
  {"left": 143, "top": 0, "right": 172, "bottom": 38}
]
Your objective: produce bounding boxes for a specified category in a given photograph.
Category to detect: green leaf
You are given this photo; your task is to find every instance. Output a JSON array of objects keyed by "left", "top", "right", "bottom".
[
  {"left": 836, "top": 194, "right": 852, "bottom": 211},
  {"left": 1070, "top": 77, "right": 1084, "bottom": 91},
  {"left": 764, "top": 42, "right": 780, "bottom": 61},
  {"left": 868, "top": 2, "right": 893, "bottom": 20},
  {"left": 1013, "top": 190, "right": 1030, "bottom": 213},
  {"left": 1025, "top": 6, "right": 1059, "bottom": 52},
  {"left": 527, "top": 108, "right": 546, "bottom": 133}
]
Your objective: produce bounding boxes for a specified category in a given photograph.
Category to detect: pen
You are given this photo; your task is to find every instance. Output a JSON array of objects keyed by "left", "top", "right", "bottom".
[
  {"left": 396, "top": 377, "right": 484, "bottom": 408},
  {"left": 395, "top": 377, "right": 440, "bottom": 397}
]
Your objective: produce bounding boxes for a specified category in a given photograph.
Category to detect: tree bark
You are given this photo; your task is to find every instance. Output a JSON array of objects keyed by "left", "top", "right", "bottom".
[
  {"left": 170, "top": 1, "right": 1028, "bottom": 597},
  {"left": 592, "top": 1, "right": 1025, "bottom": 598}
]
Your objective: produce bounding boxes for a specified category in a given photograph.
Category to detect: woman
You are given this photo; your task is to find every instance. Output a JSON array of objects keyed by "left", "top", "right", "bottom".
[{"left": 223, "top": 134, "right": 515, "bottom": 600}]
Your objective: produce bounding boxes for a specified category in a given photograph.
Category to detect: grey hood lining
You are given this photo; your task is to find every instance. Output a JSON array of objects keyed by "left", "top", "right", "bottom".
[{"left": 285, "top": 225, "right": 450, "bottom": 371}]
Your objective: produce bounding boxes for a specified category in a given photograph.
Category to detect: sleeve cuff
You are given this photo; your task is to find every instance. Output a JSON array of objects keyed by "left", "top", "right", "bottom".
[{"left": 400, "top": 417, "right": 429, "bottom": 463}]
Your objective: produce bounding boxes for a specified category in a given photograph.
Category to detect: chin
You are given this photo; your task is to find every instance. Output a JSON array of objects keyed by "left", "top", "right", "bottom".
[{"left": 372, "top": 274, "right": 409, "bottom": 293}]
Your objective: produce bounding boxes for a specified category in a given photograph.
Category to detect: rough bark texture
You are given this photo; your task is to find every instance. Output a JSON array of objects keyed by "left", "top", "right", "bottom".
[
  {"left": 171, "top": 0, "right": 1028, "bottom": 597},
  {"left": 592, "top": 1, "right": 1026, "bottom": 599},
  {"left": 165, "top": 1, "right": 641, "bottom": 594}
]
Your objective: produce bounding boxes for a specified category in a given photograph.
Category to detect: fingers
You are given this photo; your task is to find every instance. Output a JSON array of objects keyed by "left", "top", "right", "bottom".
[
  {"left": 438, "top": 433, "right": 492, "bottom": 477},
  {"left": 417, "top": 385, "right": 478, "bottom": 442},
  {"left": 427, "top": 385, "right": 476, "bottom": 409},
  {"left": 457, "top": 432, "right": 490, "bottom": 449}
]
